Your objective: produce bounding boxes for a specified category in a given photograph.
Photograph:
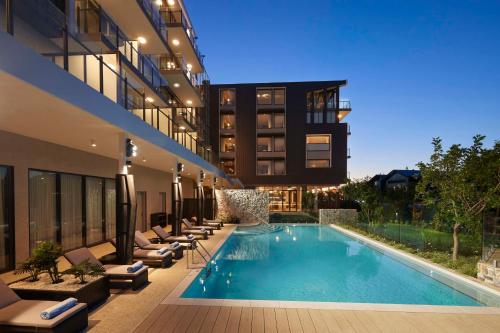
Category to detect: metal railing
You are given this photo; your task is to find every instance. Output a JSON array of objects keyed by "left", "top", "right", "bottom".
[
  {"left": 339, "top": 100, "right": 351, "bottom": 109},
  {"left": 159, "top": 8, "right": 203, "bottom": 64},
  {"left": 159, "top": 54, "right": 208, "bottom": 97},
  {"left": 137, "top": 0, "right": 168, "bottom": 43},
  {"left": 74, "top": 0, "right": 176, "bottom": 105},
  {"left": 9, "top": 0, "right": 213, "bottom": 164}
]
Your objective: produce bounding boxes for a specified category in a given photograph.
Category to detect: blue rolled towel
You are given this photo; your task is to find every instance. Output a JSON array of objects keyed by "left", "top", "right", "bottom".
[
  {"left": 170, "top": 241, "right": 180, "bottom": 249},
  {"left": 157, "top": 247, "right": 168, "bottom": 255},
  {"left": 127, "top": 261, "right": 144, "bottom": 273},
  {"left": 40, "top": 297, "right": 78, "bottom": 320}
]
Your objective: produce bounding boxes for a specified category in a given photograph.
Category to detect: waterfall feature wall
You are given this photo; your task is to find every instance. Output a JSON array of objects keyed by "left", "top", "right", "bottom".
[{"left": 215, "top": 189, "right": 269, "bottom": 225}]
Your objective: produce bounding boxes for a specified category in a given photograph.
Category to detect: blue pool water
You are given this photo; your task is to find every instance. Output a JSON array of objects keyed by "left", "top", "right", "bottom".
[{"left": 182, "top": 225, "right": 483, "bottom": 306}]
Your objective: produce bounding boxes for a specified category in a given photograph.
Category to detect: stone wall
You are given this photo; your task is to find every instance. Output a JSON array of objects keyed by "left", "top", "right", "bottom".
[
  {"left": 319, "top": 209, "right": 358, "bottom": 225},
  {"left": 215, "top": 189, "right": 269, "bottom": 225}
]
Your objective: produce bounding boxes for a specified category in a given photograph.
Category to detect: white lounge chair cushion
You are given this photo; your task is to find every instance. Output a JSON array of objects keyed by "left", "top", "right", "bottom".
[
  {"left": 0, "top": 300, "right": 86, "bottom": 328},
  {"left": 103, "top": 264, "right": 149, "bottom": 276},
  {"left": 133, "top": 249, "right": 172, "bottom": 259}
]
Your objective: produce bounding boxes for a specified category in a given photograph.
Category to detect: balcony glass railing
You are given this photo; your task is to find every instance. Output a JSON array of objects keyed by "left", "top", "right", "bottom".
[
  {"left": 137, "top": 0, "right": 168, "bottom": 43},
  {"left": 339, "top": 100, "right": 351, "bottom": 109},
  {"left": 159, "top": 8, "right": 203, "bottom": 64},
  {"left": 9, "top": 0, "right": 213, "bottom": 164},
  {"left": 74, "top": 0, "right": 174, "bottom": 104},
  {"left": 159, "top": 54, "right": 208, "bottom": 97}
]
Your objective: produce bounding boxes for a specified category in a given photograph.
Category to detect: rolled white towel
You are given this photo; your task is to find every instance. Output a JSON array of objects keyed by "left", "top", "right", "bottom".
[
  {"left": 200, "top": 227, "right": 206, "bottom": 233},
  {"left": 40, "top": 297, "right": 78, "bottom": 320},
  {"left": 187, "top": 234, "right": 194, "bottom": 240},
  {"left": 156, "top": 247, "right": 168, "bottom": 255},
  {"left": 127, "top": 261, "right": 144, "bottom": 273},
  {"left": 170, "top": 241, "right": 180, "bottom": 249}
]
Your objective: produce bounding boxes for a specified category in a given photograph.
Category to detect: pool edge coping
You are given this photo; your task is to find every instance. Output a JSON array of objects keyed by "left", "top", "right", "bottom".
[{"left": 161, "top": 224, "right": 500, "bottom": 314}]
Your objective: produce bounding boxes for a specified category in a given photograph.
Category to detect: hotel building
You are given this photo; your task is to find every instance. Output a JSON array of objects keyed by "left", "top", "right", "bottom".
[
  {"left": 210, "top": 82, "right": 351, "bottom": 212},
  {"left": 0, "top": 0, "right": 351, "bottom": 274}
]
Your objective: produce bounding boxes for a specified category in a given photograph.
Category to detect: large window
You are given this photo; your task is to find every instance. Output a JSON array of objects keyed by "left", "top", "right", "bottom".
[
  {"left": 306, "top": 135, "right": 331, "bottom": 168},
  {"left": 220, "top": 114, "right": 235, "bottom": 130},
  {"left": 220, "top": 89, "right": 235, "bottom": 107},
  {"left": 274, "top": 113, "right": 285, "bottom": 128},
  {"left": 29, "top": 171, "right": 57, "bottom": 251},
  {"left": 220, "top": 159, "right": 235, "bottom": 175},
  {"left": 29, "top": 170, "right": 115, "bottom": 252},
  {"left": 220, "top": 136, "right": 236, "bottom": 153},
  {"left": 257, "top": 113, "right": 272, "bottom": 129},
  {"left": 257, "top": 137, "right": 272, "bottom": 152},
  {"left": 0, "top": 166, "right": 14, "bottom": 272},
  {"left": 86, "top": 177, "right": 103, "bottom": 245},
  {"left": 326, "top": 88, "right": 337, "bottom": 123},
  {"left": 60, "top": 174, "right": 83, "bottom": 250},
  {"left": 257, "top": 88, "right": 285, "bottom": 105},
  {"left": 257, "top": 159, "right": 286, "bottom": 175},
  {"left": 274, "top": 137, "right": 286, "bottom": 152}
]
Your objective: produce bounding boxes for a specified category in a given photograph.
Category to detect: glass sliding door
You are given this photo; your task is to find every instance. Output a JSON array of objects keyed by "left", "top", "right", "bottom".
[
  {"left": 85, "top": 177, "right": 103, "bottom": 245},
  {"left": 29, "top": 171, "right": 58, "bottom": 251},
  {"left": 0, "top": 166, "right": 14, "bottom": 272},
  {"left": 105, "top": 179, "right": 116, "bottom": 239},
  {"left": 60, "top": 174, "right": 83, "bottom": 250}
]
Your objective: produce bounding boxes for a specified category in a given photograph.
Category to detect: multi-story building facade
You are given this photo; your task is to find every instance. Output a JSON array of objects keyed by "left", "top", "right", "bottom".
[
  {"left": 0, "top": 0, "right": 232, "bottom": 274},
  {"left": 210, "top": 81, "right": 352, "bottom": 212}
]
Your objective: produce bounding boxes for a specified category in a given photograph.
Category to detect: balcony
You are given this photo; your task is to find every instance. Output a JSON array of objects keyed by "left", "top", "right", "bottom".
[
  {"left": 93, "top": 0, "right": 170, "bottom": 55},
  {"left": 74, "top": 0, "right": 176, "bottom": 107},
  {"left": 159, "top": 8, "right": 204, "bottom": 73},
  {"left": 174, "top": 107, "right": 197, "bottom": 131},
  {"left": 159, "top": 54, "right": 205, "bottom": 107},
  {"left": 8, "top": 0, "right": 213, "bottom": 164}
]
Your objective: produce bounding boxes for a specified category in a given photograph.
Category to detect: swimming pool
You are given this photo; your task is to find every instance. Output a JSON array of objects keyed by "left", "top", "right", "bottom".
[{"left": 182, "top": 225, "right": 496, "bottom": 306}]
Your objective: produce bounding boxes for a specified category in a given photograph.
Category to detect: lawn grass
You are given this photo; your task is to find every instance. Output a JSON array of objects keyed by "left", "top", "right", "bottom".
[{"left": 340, "top": 224, "right": 480, "bottom": 277}]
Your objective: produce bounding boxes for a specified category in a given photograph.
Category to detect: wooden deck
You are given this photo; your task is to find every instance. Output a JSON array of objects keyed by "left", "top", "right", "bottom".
[{"left": 135, "top": 304, "right": 500, "bottom": 333}]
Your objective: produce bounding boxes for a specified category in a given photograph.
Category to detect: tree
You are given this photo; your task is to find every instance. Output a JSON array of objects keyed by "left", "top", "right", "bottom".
[
  {"left": 342, "top": 177, "right": 383, "bottom": 223},
  {"left": 417, "top": 136, "right": 500, "bottom": 261}
]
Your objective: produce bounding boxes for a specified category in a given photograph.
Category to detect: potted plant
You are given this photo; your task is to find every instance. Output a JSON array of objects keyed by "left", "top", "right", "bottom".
[
  {"left": 32, "top": 241, "right": 63, "bottom": 284},
  {"left": 67, "top": 259, "right": 106, "bottom": 284},
  {"left": 14, "top": 257, "right": 43, "bottom": 282}
]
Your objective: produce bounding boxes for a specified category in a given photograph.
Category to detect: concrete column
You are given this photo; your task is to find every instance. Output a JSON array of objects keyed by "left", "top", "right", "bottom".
[{"left": 117, "top": 132, "right": 128, "bottom": 174}]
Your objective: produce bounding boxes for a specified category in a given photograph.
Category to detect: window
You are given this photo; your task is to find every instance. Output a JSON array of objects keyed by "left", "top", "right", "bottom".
[
  {"left": 29, "top": 170, "right": 115, "bottom": 252},
  {"left": 60, "top": 174, "right": 83, "bottom": 250},
  {"left": 306, "top": 160, "right": 330, "bottom": 168},
  {"left": 29, "top": 171, "right": 57, "bottom": 251},
  {"left": 326, "top": 111, "right": 336, "bottom": 123},
  {"left": 257, "top": 113, "right": 272, "bottom": 129},
  {"left": 257, "top": 89, "right": 272, "bottom": 105},
  {"left": 220, "top": 89, "right": 235, "bottom": 107},
  {"left": 257, "top": 160, "right": 272, "bottom": 175},
  {"left": 257, "top": 137, "right": 272, "bottom": 152},
  {"left": 306, "top": 135, "right": 331, "bottom": 168},
  {"left": 326, "top": 89, "right": 336, "bottom": 109},
  {"left": 221, "top": 159, "right": 235, "bottom": 175},
  {"left": 105, "top": 179, "right": 116, "bottom": 239},
  {"left": 274, "top": 113, "right": 285, "bottom": 128},
  {"left": 86, "top": 177, "right": 103, "bottom": 245},
  {"left": 220, "top": 136, "right": 235, "bottom": 152},
  {"left": 274, "top": 89, "right": 285, "bottom": 104},
  {"left": 306, "top": 92, "right": 313, "bottom": 111},
  {"left": 220, "top": 114, "right": 235, "bottom": 130},
  {"left": 274, "top": 137, "right": 285, "bottom": 152},
  {"left": 0, "top": 166, "right": 14, "bottom": 272},
  {"left": 274, "top": 160, "right": 286, "bottom": 175},
  {"left": 314, "top": 90, "right": 325, "bottom": 111}
]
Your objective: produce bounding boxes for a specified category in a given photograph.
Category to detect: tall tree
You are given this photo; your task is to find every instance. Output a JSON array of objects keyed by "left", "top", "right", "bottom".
[
  {"left": 417, "top": 136, "right": 500, "bottom": 261},
  {"left": 342, "top": 177, "right": 383, "bottom": 223}
]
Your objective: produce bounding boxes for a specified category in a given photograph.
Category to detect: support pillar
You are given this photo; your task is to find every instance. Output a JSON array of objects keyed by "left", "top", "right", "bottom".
[
  {"left": 115, "top": 133, "right": 136, "bottom": 264},
  {"left": 171, "top": 161, "right": 183, "bottom": 236},
  {"left": 194, "top": 170, "right": 205, "bottom": 226}
]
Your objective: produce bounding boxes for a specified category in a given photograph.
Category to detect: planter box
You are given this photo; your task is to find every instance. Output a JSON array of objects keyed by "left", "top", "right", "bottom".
[{"left": 10, "top": 274, "right": 110, "bottom": 309}]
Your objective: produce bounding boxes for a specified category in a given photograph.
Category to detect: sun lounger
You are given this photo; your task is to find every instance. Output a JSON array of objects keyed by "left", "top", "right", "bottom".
[
  {"left": 110, "top": 238, "right": 173, "bottom": 268},
  {"left": 182, "top": 218, "right": 215, "bottom": 235},
  {"left": 0, "top": 279, "right": 88, "bottom": 333},
  {"left": 191, "top": 216, "right": 222, "bottom": 229},
  {"left": 135, "top": 231, "right": 183, "bottom": 259},
  {"left": 64, "top": 247, "right": 148, "bottom": 291}
]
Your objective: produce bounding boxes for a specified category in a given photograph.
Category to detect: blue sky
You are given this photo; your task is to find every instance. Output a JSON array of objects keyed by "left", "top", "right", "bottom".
[{"left": 186, "top": 0, "right": 500, "bottom": 179}]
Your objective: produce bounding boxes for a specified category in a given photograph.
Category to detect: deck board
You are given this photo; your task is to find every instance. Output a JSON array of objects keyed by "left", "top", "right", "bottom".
[
  {"left": 274, "top": 308, "right": 290, "bottom": 333},
  {"left": 212, "top": 306, "right": 231, "bottom": 333},
  {"left": 198, "top": 306, "right": 221, "bottom": 333},
  {"left": 263, "top": 308, "right": 277, "bottom": 333},
  {"left": 186, "top": 306, "right": 210, "bottom": 333},
  {"left": 226, "top": 307, "right": 242, "bottom": 333},
  {"left": 251, "top": 307, "right": 265, "bottom": 333},
  {"left": 296, "top": 308, "right": 315, "bottom": 332},
  {"left": 285, "top": 309, "right": 303, "bottom": 333},
  {"left": 239, "top": 307, "right": 253, "bottom": 333}
]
